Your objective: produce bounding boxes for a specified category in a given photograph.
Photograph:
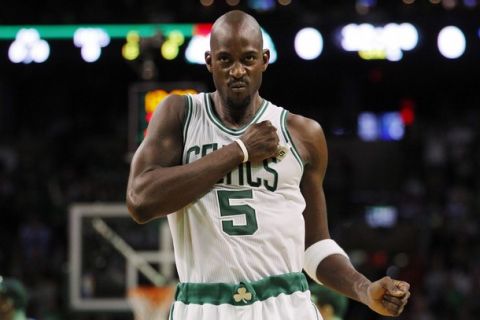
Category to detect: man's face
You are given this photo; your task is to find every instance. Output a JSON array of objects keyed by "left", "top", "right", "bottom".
[{"left": 206, "top": 25, "right": 269, "bottom": 109}]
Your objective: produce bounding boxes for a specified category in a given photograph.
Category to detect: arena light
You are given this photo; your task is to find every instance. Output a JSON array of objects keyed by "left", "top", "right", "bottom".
[
  {"left": 358, "top": 111, "right": 405, "bottom": 141},
  {"left": 396, "top": 23, "right": 418, "bottom": 50},
  {"left": 161, "top": 40, "right": 179, "bottom": 60},
  {"left": 74, "top": 28, "right": 110, "bottom": 62},
  {"left": 356, "top": 0, "right": 377, "bottom": 15},
  {"left": 185, "top": 34, "right": 210, "bottom": 64},
  {"left": 358, "top": 112, "right": 379, "bottom": 141},
  {"left": 365, "top": 206, "right": 398, "bottom": 228},
  {"left": 168, "top": 30, "right": 185, "bottom": 47},
  {"left": 200, "top": 0, "right": 214, "bottom": 5},
  {"left": 160, "top": 30, "right": 185, "bottom": 60},
  {"left": 380, "top": 112, "right": 405, "bottom": 141},
  {"left": 442, "top": 0, "right": 457, "bottom": 9},
  {"left": 248, "top": 0, "right": 276, "bottom": 11},
  {"left": 294, "top": 28, "right": 323, "bottom": 60},
  {"left": 340, "top": 23, "right": 418, "bottom": 61},
  {"left": 122, "top": 31, "right": 140, "bottom": 60},
  {"left": 8, "top": 28, "right": 50, "bottom": 63},
  {"left": 438, "top": 26, "right": 466, "bottom": 59},
  {"left": 463, "top": 0, "right": 477, "bottom": 7},
  {"left": 400, "top": 99, "right": 415, "bottom": 126}
]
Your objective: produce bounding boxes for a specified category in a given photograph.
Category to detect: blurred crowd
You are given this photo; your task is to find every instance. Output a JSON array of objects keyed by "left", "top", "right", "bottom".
[
  {"left": 0, "top": 127, "right": 130, "bottom": 319},
  {"left": 330, "top": 107, "right": 480, "bottom": 320}
]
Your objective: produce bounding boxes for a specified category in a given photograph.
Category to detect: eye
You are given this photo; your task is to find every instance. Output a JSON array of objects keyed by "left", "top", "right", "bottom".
[
  {"left": 218, "top": 55, "right": 230, "bottom": 63},
  {"left": 244, "top": 55, "right": 255, "bottom": 62},
  {"left": 242, "top": 54, "right": 259, "bottom": 65}
]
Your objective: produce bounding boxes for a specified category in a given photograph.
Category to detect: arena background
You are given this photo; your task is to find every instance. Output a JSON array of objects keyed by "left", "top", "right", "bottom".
[{"left": 0, "top": 1, "right": 479, "bottom": 319}]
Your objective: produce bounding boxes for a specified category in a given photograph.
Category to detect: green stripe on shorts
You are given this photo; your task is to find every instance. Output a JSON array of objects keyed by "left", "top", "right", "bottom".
[{"left": 174, "top": 272, "right": 308, "bottom": 306}]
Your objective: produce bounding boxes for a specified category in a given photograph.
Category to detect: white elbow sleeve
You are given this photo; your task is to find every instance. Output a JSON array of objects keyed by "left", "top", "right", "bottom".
[{"left": 304, "top": 239, "right": 349, "bottom": 284}]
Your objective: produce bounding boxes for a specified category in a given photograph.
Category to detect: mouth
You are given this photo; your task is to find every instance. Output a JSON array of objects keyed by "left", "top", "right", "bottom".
[
  {"left": 229, "top": 82, "right": 247, "bottom": 92},
  {"left": 229, "top": 81, "right": 247, "bottom": 88}
]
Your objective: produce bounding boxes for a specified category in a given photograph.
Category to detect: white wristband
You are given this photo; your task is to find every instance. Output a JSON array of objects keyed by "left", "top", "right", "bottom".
[
  {"left": 235, "top": 139, "right": 249, "bottom": 163},
  {"left": 304, "top": 239, "right": 349, "bottom": 284}
]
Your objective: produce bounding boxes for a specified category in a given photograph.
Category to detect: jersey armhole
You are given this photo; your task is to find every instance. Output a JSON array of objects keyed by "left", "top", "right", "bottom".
[
  {"left": 280, "top": 109, "right": 305, "bottom": 173},
  {"left": 182, "top": 95, "right": 193, "bottom": 145}
]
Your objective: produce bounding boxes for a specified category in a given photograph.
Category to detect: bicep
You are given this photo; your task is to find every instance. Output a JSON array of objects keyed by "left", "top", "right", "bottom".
[{"left": 130, "top": 95, "right": 186, "bottom": 178}]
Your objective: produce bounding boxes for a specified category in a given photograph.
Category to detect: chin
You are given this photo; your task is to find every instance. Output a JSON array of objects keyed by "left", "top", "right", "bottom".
[{"left": 226, "top": 95, "right": 251, "bottom": 110}]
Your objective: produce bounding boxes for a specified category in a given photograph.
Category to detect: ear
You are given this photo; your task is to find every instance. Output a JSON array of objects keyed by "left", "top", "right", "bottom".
[
  {"left": 261, "top": 48, "right": 270, "bottom": 72},
  {"left": 205, "top": 51, "right": 212, "bottom": 73}
]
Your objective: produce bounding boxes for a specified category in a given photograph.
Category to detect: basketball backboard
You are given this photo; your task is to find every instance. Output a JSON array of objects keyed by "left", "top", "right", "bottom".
[{"left": 68, "top": 203, "right": 175, "bottom": 312}]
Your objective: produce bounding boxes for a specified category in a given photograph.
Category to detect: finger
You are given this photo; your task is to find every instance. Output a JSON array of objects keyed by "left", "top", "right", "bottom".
[
  {"left": 395, "top": 280, "right": 410, "bottom": 292},
  {"left": 382, "top": 297, "right": 405, "bottom": 316},
  {"left": 383, "top": 294, "right": 404, "bottom": 307},
  {"left": 383, "top": 291, "right": 410, "bottom": 314},
  {"left": 401, "top": 291, "right": 411, "bottom": 304},
  {"left": 384, "top": 290, "right": 410, "bottom": 302},
  {"left": 381, "top": 298, "right": 400, "bottom": 314},
  {"left": 382, "top": 278, "right": 407, "bottom": 297}
]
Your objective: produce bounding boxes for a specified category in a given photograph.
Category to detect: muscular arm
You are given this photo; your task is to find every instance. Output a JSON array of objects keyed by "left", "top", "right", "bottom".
[
  {"left": 287, "top": 114, "right": 371, "bottom": 303},
  {"left": 126, "top": 94, "right": 244, "bottom": 223},
  {"left": 288, "top": 114, "right": 409, "bottom": 316},
  {"left": 126, "top": 94, "right": 279, "bottom": 224}
]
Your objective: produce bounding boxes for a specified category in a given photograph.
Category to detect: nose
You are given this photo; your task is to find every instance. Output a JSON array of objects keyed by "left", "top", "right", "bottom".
[{"left": 229, "top": 62, "right": 246, "bottom": 79}]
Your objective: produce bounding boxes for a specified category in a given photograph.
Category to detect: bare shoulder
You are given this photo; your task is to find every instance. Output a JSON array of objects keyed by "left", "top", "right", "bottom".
[
  {"left": 286, "top": 112, "right": 326, "bottom": 166},
  {"left": 133, "top": 94, "right": 189, "bottom": 169},
  {"left": 147, "top": 94, "right": 187, "bottom": 133}
]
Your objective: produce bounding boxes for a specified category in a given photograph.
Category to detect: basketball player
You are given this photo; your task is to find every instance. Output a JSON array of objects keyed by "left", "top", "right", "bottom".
[{"left": 126, "top": 10, "right": 410, "bottom": 319}]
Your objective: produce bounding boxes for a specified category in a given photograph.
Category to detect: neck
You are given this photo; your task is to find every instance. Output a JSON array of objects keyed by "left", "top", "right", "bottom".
[{"left": 211, "top": 91, "right": 262, "bottom": 128}]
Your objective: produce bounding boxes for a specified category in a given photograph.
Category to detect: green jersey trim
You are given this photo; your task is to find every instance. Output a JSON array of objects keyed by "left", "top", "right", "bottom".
[
  {"left": 204, "top": 93, "right": 268, "bottom": 136},
  {"left": 182, "top": 95, "right": 193, "bottom": 144},
  {"left": 312, "top": 303, "right": 321, "bottom": 320},
  {"left": 174, "top": 272, "right": 308, "bottom": 306},
  {"left": 280, "top": 110, "right": 304, "bottom": 173},
  {"left": 169, "top": 303, "right": 175, "bottom": 320}
]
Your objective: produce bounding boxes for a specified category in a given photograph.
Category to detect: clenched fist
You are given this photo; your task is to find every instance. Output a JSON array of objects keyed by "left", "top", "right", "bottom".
[
  {"left": 367, "top": 276, "right": 410, "bottom": 317},
  {"left": 238, "top": 120, "right": 280, "bottom": 163}
]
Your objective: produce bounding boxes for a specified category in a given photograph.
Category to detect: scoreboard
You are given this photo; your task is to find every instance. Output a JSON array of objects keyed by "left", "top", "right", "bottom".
[{"left": 128, "top": 82, "right": 205, "bottom": 153}]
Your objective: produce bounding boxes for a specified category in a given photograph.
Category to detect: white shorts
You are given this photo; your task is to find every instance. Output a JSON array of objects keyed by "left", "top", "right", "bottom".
[{"left": 168, "top": 272, "right": 323, "bottom": 320}]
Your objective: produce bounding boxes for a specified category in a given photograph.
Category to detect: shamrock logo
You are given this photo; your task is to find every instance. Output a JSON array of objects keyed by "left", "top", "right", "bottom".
[{"left": 233, "top": 287, "right": 252, "bottom": 304}]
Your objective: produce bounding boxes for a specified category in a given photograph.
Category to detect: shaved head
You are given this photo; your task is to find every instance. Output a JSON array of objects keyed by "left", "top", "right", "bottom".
[
  {"left": 206, "top": 10, "right": 269, "bottom": 113},
  {"left": 210, "top": 10, "right": 263, "bottom": 50}
]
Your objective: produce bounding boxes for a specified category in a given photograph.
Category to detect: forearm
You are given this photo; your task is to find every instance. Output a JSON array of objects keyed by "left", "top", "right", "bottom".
[
  {"left": 127, "top": 143, "right": 243, "bottom": 222},
  {"left": 315, "top": 254, "right": 371, "bottom": 305}
]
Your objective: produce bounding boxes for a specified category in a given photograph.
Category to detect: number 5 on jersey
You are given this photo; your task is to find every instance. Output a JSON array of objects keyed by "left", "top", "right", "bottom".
[{"left": 217, "top": 190, "right": 258, "bottom": 236}]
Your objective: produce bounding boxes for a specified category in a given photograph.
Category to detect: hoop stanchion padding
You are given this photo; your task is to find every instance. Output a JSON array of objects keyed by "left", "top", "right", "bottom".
[{"left": 128, "top": 286, "right": 176, "bottom": 320}]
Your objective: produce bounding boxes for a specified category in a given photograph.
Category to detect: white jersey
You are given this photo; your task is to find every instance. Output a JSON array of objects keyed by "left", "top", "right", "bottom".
[{"left": 167, "top": 92, "right": 306, "bottom": 284}]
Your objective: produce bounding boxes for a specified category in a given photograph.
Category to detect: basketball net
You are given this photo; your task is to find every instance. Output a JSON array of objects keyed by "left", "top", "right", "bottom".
[{"left": 128, "top": 285, "right": 176, "bottom": 320}]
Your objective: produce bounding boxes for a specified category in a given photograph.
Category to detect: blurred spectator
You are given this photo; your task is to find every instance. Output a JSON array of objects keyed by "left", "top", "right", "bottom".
[
  {"left": 310, "top": 283, "right": 349, "bottom": 320},
  {"left": 0, "top": 276, "right": 34, "bottom": 320}
]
